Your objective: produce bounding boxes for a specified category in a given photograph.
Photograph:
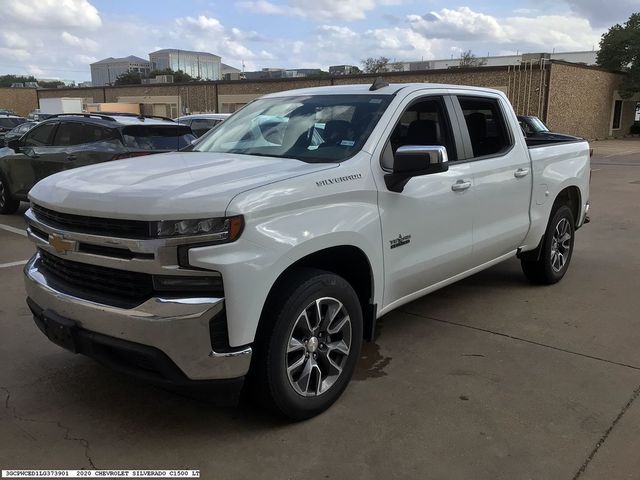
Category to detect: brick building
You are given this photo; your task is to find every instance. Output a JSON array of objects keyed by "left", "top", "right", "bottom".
[{"left": 23, "top": 61, "right": 640, "bottom": 140}]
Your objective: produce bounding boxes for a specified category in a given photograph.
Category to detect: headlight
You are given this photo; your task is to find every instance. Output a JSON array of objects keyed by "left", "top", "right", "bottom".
[{"left": 153, "top": 215, "right": 244, "bottom": 240}]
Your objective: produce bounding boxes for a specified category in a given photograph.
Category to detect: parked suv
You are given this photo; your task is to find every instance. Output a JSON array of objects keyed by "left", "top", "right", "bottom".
[
  {"left": 175, "top": 113, "right": 230, "bottom": 137},
  {"left": 0, "top": 113, "right": 195, "bottom": 214},
  {"left": 0, "top": 114, "right": 27, "bottom": 145}
]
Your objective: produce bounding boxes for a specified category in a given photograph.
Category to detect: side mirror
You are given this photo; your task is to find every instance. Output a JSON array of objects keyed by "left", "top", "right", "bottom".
[
  {"left": 6, "top": 138, "right": 21, "bottom": 152},
  {"left": 384, "top": 145, "right": 449, "bottom": 193}
]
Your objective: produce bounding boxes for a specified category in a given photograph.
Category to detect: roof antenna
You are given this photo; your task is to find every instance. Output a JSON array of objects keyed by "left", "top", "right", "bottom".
[{"left": 369, "top": 77, "right": 389, "bottom": 91}]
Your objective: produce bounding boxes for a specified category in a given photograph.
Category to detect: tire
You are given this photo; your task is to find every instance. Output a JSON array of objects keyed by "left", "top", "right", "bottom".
[
  {"left": 521, "top": 205, "right": 575, "bottom": 285},
  {"left": 250, "top": 268, "right": 363, "bottom": 420},
  {"left": 0, "top": 173, "right": 20, "bottom": 215}
]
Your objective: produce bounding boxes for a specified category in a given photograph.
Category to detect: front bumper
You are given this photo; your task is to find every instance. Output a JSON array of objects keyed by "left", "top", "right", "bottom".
[{"left": 24, "top": 254, "right": 252, "bottom": 382}]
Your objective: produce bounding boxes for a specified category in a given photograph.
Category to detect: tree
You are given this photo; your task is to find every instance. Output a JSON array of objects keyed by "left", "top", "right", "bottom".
[
  {"left": 39, "top": 80, "right": 65, "bottom": 89},
  {"left": 150, "top": 68, "right": 195, "bottom": 83},
  {"left": 597, "top": 12, "right": 640, "bottom": 98},
  {"left": 459, "top": 50, "right": 488, "bottom": 68},
  {"left": 114, "top": 71, "right": 142, "bottom": 85},
  {"left": 0, "top": 74, "right": 38, "bottom": 87},
  {"left": 361, "top": 56, "right": 390, "bottom": 74}
]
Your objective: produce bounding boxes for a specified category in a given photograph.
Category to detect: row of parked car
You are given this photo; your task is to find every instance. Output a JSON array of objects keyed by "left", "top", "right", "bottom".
[{"left": 0, "top": 112, "right": 230, "bottom": 214}]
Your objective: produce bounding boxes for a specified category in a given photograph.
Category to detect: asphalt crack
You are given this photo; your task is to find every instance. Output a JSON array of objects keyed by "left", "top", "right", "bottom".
[
  {"left": 572, "top": 383, "right": 640, "bottom": 479},
  {"left": 1, "top": 386, "right": 96, "bottom": 469}
]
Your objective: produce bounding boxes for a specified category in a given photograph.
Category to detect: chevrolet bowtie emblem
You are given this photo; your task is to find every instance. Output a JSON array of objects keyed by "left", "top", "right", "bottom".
[{"left": 48, "top": 234, "right": 75, "bottom": 254}]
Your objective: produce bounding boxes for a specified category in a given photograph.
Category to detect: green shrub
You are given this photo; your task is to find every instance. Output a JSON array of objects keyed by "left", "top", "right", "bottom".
[{"left": 631, "top": 122, "right": 640, "bottom": 135}]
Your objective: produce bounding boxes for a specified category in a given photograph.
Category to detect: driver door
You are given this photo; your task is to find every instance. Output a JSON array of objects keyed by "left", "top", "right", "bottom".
[
  {"left": 375, "top": 93, "right": 475, "bottom": 309},
  {"left": 3, "top": 121, "right": 58, "bottom": 198}
]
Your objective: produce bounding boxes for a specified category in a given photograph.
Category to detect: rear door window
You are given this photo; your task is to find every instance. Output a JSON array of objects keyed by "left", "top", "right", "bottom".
[
  {"left": 53, "top": 122, "right": 87, "bottom": 146},
  {"left": 457, "top": 97, "right": 512, "bottom": 158},
  {"left": 122, "top": 125, "right": 195, "bottom": 150}
]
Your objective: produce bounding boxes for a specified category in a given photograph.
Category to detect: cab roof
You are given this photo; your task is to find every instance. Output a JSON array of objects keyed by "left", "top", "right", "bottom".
[{"left": 263, "top": 82, "right": 506, "bottom": 98}]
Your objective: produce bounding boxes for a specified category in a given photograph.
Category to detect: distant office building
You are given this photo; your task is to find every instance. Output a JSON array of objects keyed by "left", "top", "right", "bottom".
[
  {"left": 149, "top": 49, "right": 221, "bottom": 80},
  {"left": 388, "top": 50, "right": 599, "bottom": 72},
  {"left": 329, "top": 65, "right": 359, "bottom": 75},
  {"left": 90, "top": 56, "right": 150, "bottom": 86},
  {"left": 222, "top": 63, "right": 241, "bottom": 78},
  {"left": 243, "top": 68, "right": 324, "bottom": 80}
]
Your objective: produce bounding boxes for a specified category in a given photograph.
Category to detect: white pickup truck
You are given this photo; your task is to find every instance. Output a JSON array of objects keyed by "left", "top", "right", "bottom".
[{"left": 23, "top": 81, "right": 590, "bottom": 419}]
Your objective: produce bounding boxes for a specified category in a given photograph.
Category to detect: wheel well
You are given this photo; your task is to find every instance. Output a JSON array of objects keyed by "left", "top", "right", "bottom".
[
  {"left": 553, "top": 186, "right": 581, "bottom": 222},
  {"left": 261, "top": 246, "right": 375, "bottom": 340}
]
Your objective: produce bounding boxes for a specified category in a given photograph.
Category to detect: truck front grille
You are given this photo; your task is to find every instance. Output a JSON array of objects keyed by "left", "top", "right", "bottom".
[
  {"left": 38, "top": 249, "right": 153, "bottom": 307},
  {"left": 32, "top": 204, "right": 150, "bottom": 239}
]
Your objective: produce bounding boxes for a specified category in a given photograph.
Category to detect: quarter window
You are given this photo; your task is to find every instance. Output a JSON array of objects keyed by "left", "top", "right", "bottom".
[{"left": 458, "top": 97, "right": 511, "bottom": 158}]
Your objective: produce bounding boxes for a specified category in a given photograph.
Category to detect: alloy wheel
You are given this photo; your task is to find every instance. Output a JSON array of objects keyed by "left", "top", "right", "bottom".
[
  {"left": 285, "top": 297, "right": 352, "bottom": 397},
  {"left": 550, "top": 217, "right": 571, "bottom": 273}
]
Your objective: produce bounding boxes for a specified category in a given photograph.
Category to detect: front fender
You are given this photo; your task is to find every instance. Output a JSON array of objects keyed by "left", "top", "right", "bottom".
[{"left": 188, "top": 196, "right": 383, "bottom": 347}]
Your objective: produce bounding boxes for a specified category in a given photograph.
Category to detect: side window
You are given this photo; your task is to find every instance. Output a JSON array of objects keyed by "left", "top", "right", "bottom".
[
  {"left": 382, "top": 96, "right": 456, "bottom": 169},
  {"left": 53, "top": 122, "right": 86, "bottom": 147},
  {"left": 23, "top": 123, "right": 57, "bottom": 147},
  {"left": 458, "top": 97, "right": 512, "bottom": 158}
]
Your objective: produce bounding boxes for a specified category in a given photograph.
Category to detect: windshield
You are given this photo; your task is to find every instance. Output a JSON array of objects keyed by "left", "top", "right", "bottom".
[
  {"left": 193, "top": 95, "right": 392, "bottom": 163},
  {"left": 527, "top": 116, "right": 549, "bottom": 133},
  {"left": 122, "top": 125, "right": 195, "bottom": 150}
]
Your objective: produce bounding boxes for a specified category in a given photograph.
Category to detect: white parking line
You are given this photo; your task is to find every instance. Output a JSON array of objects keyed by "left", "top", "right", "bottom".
[
  {"left": 0, "top": 223, "right": 27, "bottom": 237},
  {"left": 0, "top": 259, "right": 28, "bottom": 269}
]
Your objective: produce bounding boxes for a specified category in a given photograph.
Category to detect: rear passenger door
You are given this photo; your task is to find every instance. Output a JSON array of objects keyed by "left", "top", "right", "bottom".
[{"left": 453, "top": 94, "right": 532, "bottom": 265}]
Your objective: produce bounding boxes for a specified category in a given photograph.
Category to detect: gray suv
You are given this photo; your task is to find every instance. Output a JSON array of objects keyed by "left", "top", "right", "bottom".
[{"left": 0, "top": 113, "right": 194, "bottom": 214}]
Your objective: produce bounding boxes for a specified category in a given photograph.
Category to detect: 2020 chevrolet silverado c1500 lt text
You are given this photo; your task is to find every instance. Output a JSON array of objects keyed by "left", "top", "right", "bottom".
[{"left": 22, "top": 82, "right": 590, "bottom": 419}]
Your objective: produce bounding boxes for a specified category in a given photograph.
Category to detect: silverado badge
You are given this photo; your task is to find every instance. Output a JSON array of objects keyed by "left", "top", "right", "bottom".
[
  {"left": 390, "top": 234, "right": 411, "bottom": 249},
  {"left": 48, "top": 234, "right": 76, "bottom": 255}
]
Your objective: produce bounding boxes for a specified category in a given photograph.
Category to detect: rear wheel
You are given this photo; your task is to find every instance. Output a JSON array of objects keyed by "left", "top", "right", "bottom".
[
  {"left": 521, "top": 205, "right": 575, "bottom": 284},
  {"left": 251, "top": 268, "right": 363, "bottom": 420},
  {"left": 0, "top": 174, "right": 20, "bottom": 215}
]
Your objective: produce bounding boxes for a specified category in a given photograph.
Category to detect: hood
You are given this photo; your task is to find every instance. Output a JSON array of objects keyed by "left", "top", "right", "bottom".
[{"left": 29, "top": 152, "right": 337, "bottom": 219}]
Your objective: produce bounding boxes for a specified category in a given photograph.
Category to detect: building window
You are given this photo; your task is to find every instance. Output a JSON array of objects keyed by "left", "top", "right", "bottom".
[{"left": 612, "top": 100, "right": 623, "bottom": 130}]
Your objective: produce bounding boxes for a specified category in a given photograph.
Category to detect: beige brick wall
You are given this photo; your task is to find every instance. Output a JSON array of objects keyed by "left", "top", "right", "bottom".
[
  {"left": 0, "top": 88, "right": 38, "bottom": 116},
  {"left": 546, "top": 62, "right": 633, "bottom": 139},
  {"left": 27, "top": 64, "right": 635, "bottom": 139}
]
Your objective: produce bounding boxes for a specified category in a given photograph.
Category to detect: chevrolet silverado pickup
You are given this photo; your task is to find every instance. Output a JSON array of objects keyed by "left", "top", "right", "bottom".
[{"left": 23, "top": 82, "right": 590, "bottom": 419}]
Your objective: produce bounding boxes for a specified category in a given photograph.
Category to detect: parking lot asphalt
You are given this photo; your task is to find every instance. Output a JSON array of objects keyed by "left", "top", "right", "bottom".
[{"left": 1, "top": 139, "right": 639, "bottom": 479}]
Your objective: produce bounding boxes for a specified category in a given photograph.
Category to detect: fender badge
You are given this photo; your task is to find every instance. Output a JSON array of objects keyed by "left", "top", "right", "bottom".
[
  {"left": 390, "top": 234, "right": 411, "bottom": 249},
  {"left": 49, "top": 234, "right": 76, "bottom": 254}
]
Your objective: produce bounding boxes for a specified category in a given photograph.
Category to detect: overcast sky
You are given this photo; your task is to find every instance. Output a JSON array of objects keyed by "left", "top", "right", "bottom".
[{"left": 0, "top": 0, "right": 637, "bottom": 82}]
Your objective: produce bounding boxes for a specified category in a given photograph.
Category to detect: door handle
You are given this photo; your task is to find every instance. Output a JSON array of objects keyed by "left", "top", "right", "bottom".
[
  {"left": 514, "top": 168, "right": 530, "bottom": 178},
  {"left": 451, "top": 179, "right": 472, "bottom": 192},
  {"left": 66, "top": 155, "right": 77, "bottom": 161}
]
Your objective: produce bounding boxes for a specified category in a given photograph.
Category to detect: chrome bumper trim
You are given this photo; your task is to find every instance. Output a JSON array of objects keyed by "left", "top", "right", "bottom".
[{"left": 24, "top": 255, "right": 251, "bottom": 380}]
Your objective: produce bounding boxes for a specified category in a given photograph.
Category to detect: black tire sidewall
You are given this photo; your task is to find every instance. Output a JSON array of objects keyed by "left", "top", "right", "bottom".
[
  {"left": 0, "top": 173, "right": 19, "bottom": 214},
  {"left": 266, "top": 270, "right": 363, "bottom": 419},
  {"left": 542, "top": 205, "right": 575, "bottom": 282}
]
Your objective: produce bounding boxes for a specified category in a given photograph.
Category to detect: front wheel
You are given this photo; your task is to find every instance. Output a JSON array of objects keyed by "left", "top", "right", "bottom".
[
  {"left": 251, "top": 268, "right": 363, "bottom": 420},
  {"left": 521, "top": 205, "right": 575, "bottom": 284},
  {"left": 0, "top": 174, "right": 20, "bottom": 215}
]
